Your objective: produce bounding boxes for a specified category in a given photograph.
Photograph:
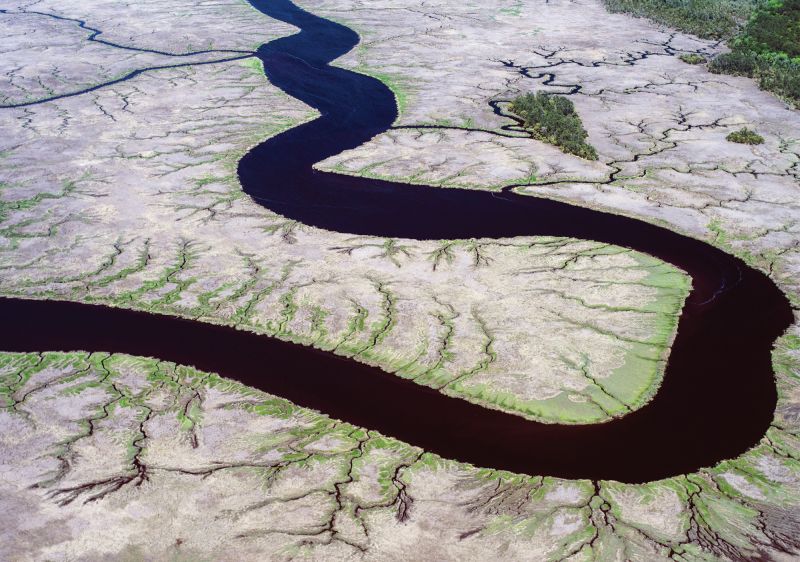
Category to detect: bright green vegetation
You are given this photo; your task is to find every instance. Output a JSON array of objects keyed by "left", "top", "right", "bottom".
[
  {"left": 735, "top": 0, "right": 800, "bottom": 57},
  {"left": 602, "top": 0, "right": 761, "bottom": 39},
  {"left": 680, "top": 53, "right": 707, "bottom": 64},
  {"left": 4, "top": 349, "right": 799, "bottom": 559},
  {"left": 710, "top": 0, "right": 800, "bottom": 105},
  {"left": 0, "top": 233, "right": 689, "bottom": 426},
  {"left": 241, "top": 57, "right": 264, "bottom": 76},
  {"left": 448, "top": 255, "right": 691, "bottom": 424},
  {"left": 726, "top": 126, "right": 765, "bottom": 143},
  {"left": 509, "top": 93, "right": 598, "bottom": 160},
  {"left": 358, "top": 68, "right": 412, "bottom": 116},
  {"left": 0, "top": 350, "right": 423, "bottom": 515},
  {"left": 603, "top": 0, "right": 800, "bottom": 106}
]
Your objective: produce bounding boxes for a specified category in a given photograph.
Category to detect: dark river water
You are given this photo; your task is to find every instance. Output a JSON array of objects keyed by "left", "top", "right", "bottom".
[{"left": 0, "top": 0, "right": 793, "bottom": 483}]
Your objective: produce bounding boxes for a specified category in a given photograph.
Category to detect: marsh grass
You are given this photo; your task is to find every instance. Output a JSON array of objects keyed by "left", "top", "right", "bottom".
[
  {"left": 726, "top": 127, "right": 765, "bottom": 144},
  {"left": 680, "top": 53, "right": 707, "bottom": 64}
]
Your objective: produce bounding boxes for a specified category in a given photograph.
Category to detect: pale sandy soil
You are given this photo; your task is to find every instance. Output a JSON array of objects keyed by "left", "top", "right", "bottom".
[{"left": 1, "top": 0, "right": 799, "bottom": 559}]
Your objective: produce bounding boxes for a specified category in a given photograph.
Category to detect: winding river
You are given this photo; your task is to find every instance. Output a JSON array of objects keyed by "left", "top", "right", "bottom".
[{"left": 0, "top": 0, "right": 794, "bottom": 483}]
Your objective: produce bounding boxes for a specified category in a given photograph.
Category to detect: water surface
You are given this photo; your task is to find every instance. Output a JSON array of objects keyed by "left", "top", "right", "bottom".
[{"left": 0, "top": 0, "right": 793, "bottom": 483}]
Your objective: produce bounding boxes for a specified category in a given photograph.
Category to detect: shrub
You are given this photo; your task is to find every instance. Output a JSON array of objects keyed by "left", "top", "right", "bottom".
[
  {"left": 758, "top": 58, "right": 800, "bottom": 101},
  {"left": 509, "top": 93, "right": 598, "bottom": 160},
  {"left": 708, "top": 51, "right": 759, "bottom": 76},
  {"left": 604, "top": 0, "right": 800, "bottom": 106},
  {"left": 726, "top": 127, "right": 765, "bottom": 144},
  {"left": 733, "top": 0, "right": 800, "bottom": 57},
  {"left": 602, "top": 0, "right": 761, "bottom": 39},
  {"left": 680, "top": 53, "right": 707, "bottom": 64},
  {"left": 710, "top": 52, "right": 800, "bottom": 103},
  {"left": 721, "top": 0, "right": 800, "bottom": 104}
]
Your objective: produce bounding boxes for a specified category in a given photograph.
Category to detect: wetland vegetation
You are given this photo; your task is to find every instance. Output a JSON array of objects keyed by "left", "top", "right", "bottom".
[
  {"left": 602, "top": 0, "right": 760, "bottom": 39},
  {"left": 605, "top": 0, "right": 800, "bottom": 105},
  {"left": 726, "top": 127, "right": 765, "bottom": 143},
  {"left": 509, "top": 92, "right": 598, "bottom": 160},
  {"left": 679, "top": 53, "right": 707, "bottom": 64}
]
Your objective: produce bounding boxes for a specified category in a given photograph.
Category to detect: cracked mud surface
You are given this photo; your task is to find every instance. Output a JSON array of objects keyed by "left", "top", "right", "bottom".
[
  {"left": 1, "top": 0, "right": 800, "bottom": 559},
  {"left": 314, "top": 0, "right": 800, "bottom": 298},
  {"left": 2, "top": 351, "right": 800, "bottom": 560},
  {"left": 0, "top": 0, "right": 689, "bottom": 425}
]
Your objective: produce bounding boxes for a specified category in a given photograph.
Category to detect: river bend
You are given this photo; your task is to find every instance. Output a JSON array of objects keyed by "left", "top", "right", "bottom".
[{"left": 0, "top": 0, "right": 793, "bottom": 483}]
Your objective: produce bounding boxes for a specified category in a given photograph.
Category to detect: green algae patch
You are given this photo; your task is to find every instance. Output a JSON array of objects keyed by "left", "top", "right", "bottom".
[
  {"left": 446, "top": 381, "right": 616, "bottom": 424},
  {"left": 36, "top": 235, "right": 691, "bottom": 427},
  {"left": 599, "top": 256, "right": 691, "bottom": 410},
  {"left": 358, "top": 68, "right": 413, "bottom": 118},
  {"left": 447, "top": 252, "right": 690, "bottom": 425},
  {"left": 241, "top": 57, "right": 264, "bottom": 75}
]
